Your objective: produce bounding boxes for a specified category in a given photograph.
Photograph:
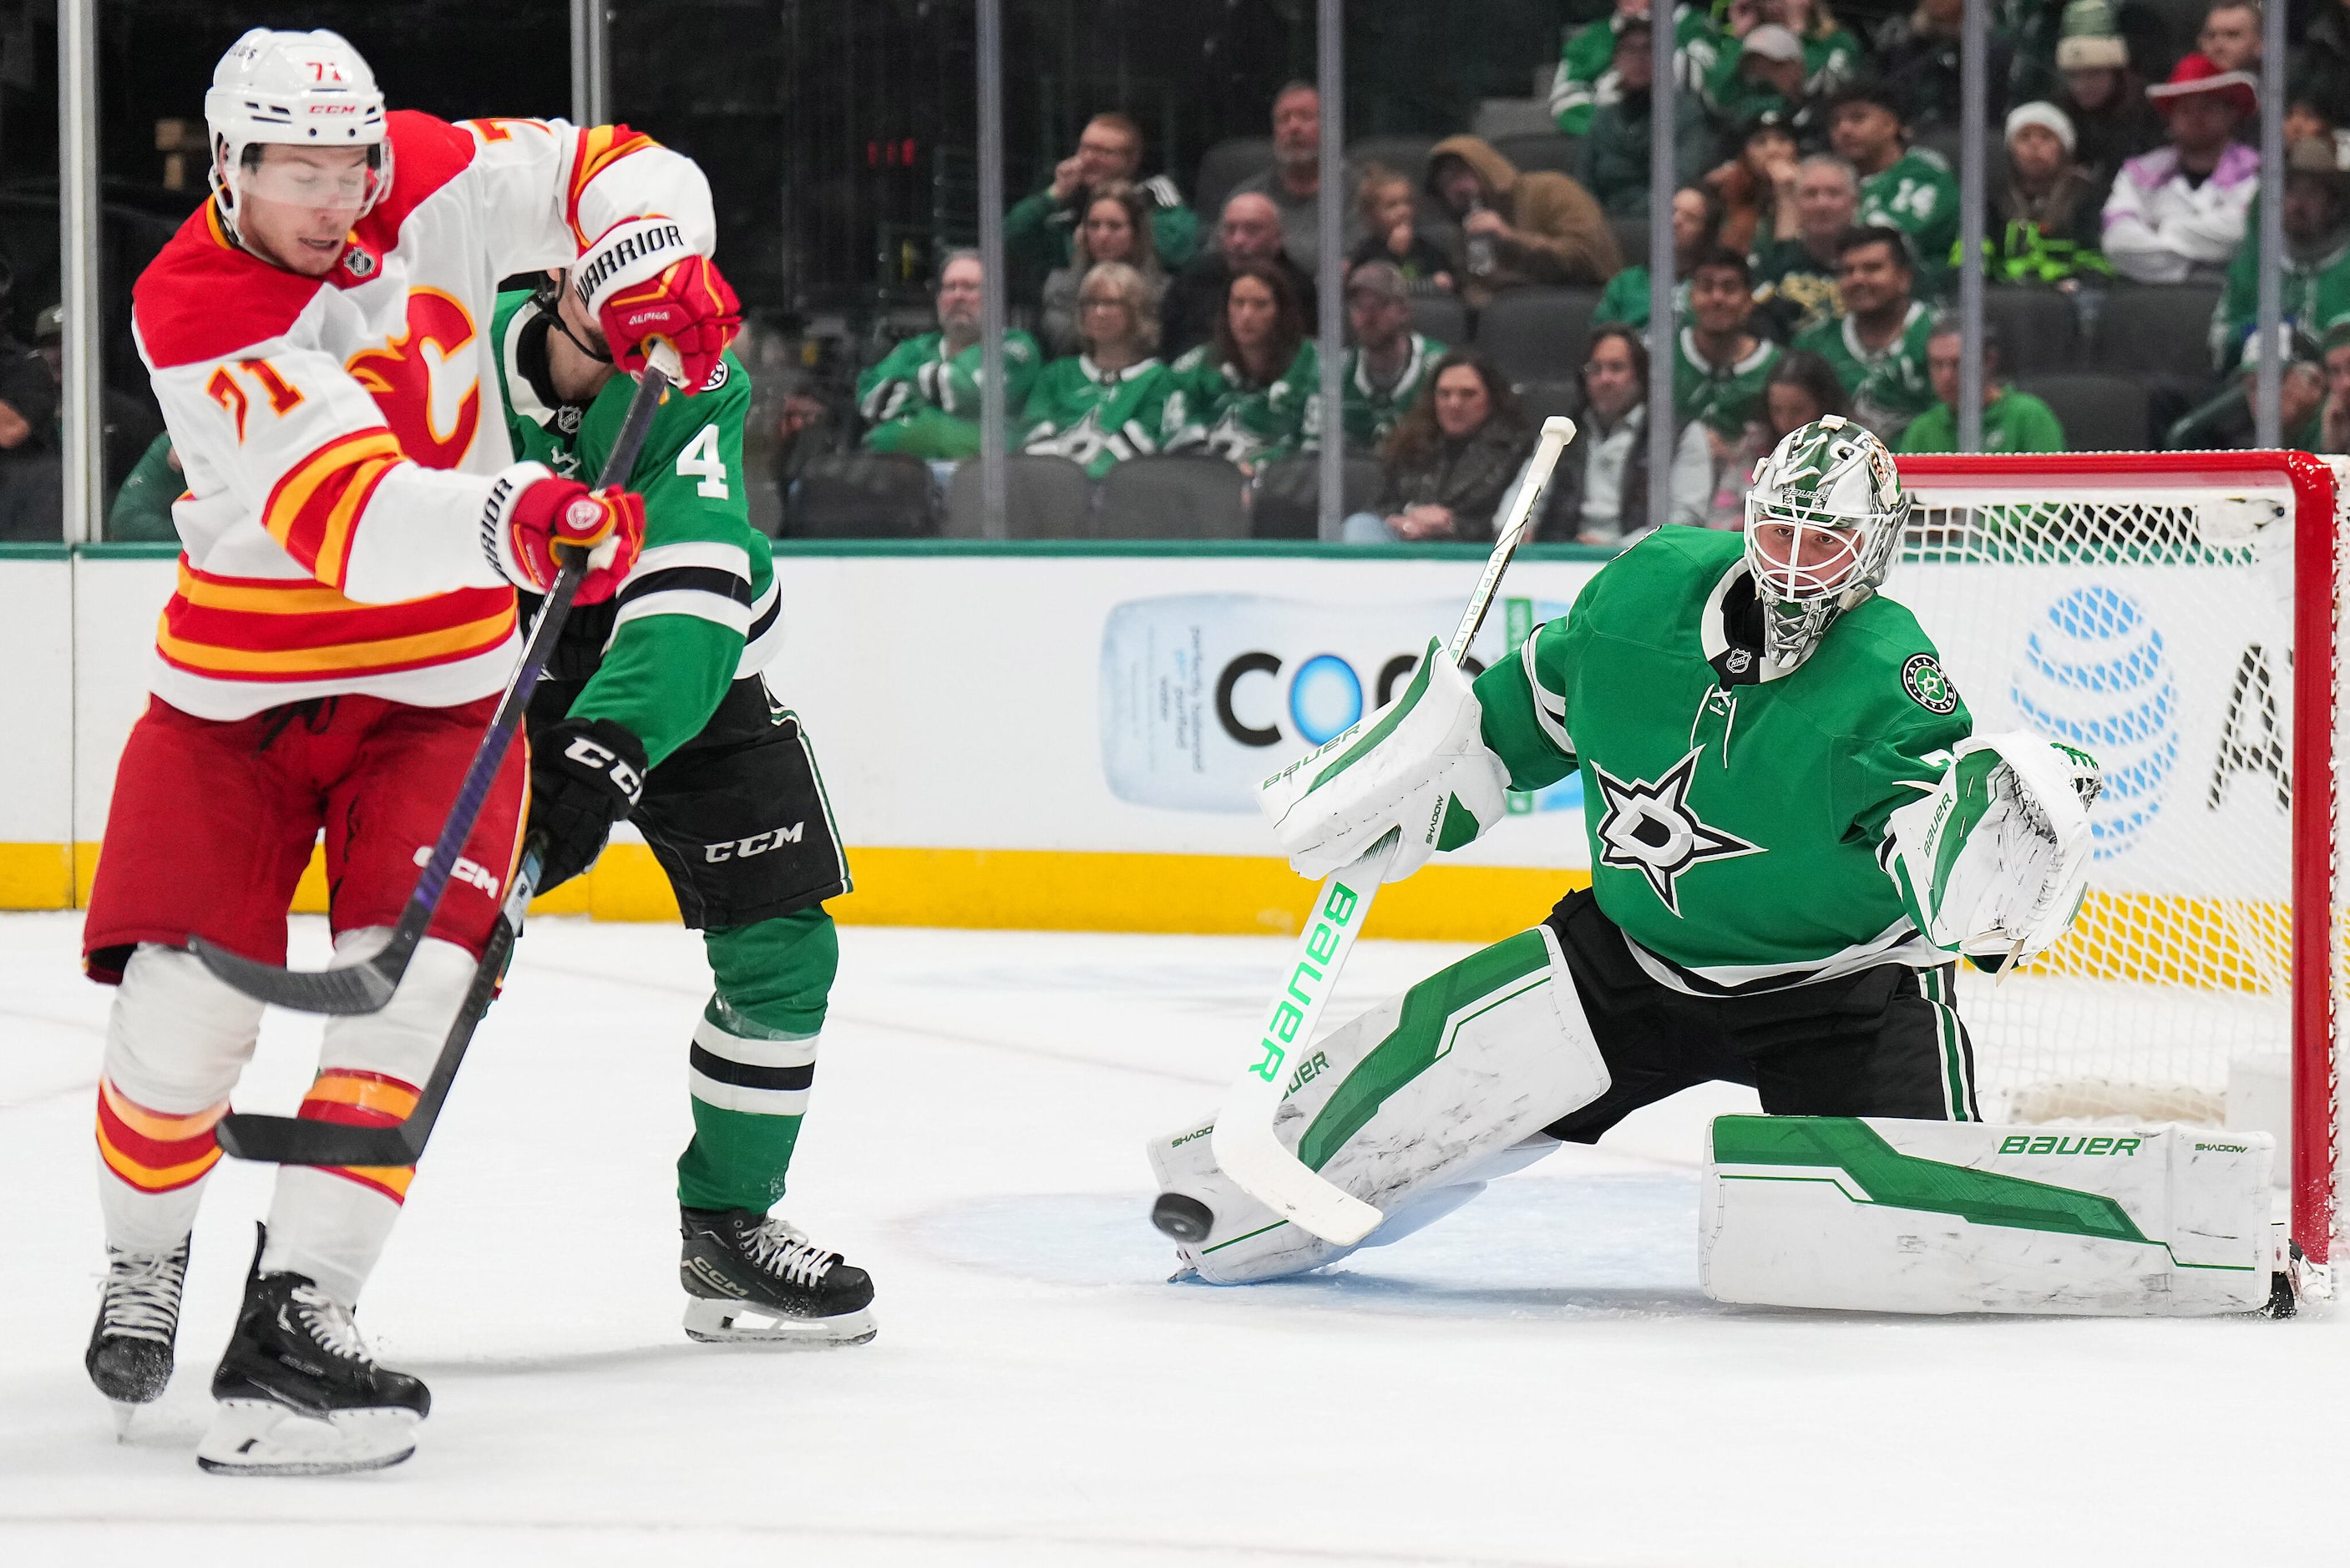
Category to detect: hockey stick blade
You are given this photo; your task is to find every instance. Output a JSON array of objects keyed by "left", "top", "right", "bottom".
[
  {"left": 1208, "top": 417, "right": 1579, "bottom": 1246},
  {"left": 215, "top": 839, "right": 541, "bottom": 1166},
  {"left": 187, "top": 363, "right": 672, "bottom": 1014}
]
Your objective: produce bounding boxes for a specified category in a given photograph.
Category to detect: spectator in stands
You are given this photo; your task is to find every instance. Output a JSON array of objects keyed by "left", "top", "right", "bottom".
[
  {"left": 1795, "top": 225, "right": 1938, "bottom": 441},
  {"left": 1676, "top": 249, "right": 1782, "bottom": 438},
  {"left": 1706, "top": 114, "right": 1802, "bottom": 255},
  {"left": 1551, "top": 0, "right": 1720, "bottom": 137},
  {"left": 1161, "top": 192, "right": 1316, "bottom": 361},
  {"left": 1597, "top": 185, "right": 1719, "bottom": 328},
  {"left": 2054, "top": 1, "right": 2166, "bottom": 176},
  {"left": 2287, "top": 96, "right": 2350, "bottom": 167},
  {"left": 1705, "top": 349, "right": 1848, "bottom": 527},
  {"left": 1005, "top": 112, "right": 1197, "bottom": 294},
  {"left": 2211, "top": 137, "right": 2350, "bottom": 372},
  {"left": 1343, "top": 350, "right": 1536, "bottom": 543},
  {"left": 2196, "top": 3, "right": 2261, "bottom": 79},
  {"left": 2102, "top": 53, "right": 2261, "bottom": 284},
  {"left": 107, "top": 433, "right": 181, "bottom": 542},
  {"left": 1040, "top": 182, "right": 1166, "bottom": 357},
  {"left": 1228, "top": 82, "right": 1363, "bottom": 276},
  {"left": 0, "top": 299, "right": 60, "bottom": 541},
  {"left": 1753, "top": 153, "right": 1861, "bottom": 337},
  {"left": 1424, "top": 134, "right": 1621, "bottom": 310},
  {"left": 1170, "top": 262, "right": 1318, "bottom": 472},
  {"left": 2171, "top": 326, "right": 2327, "bottom": 449},
  {"left": 1830, "top": 81, "right": 1960, "bottom": 297},
  {"left": 1898, "top": 319, "right": 2068, "bottom": 453},
  {"left": 2320, "top": 321, "right": 2350, "bottom": 453},
  {"left": 1021, "top": 260, "right": 1182, "bottom": 478},
  {"left": 2299, "top": 0, "right": 2350, "bottom": 130},
  {"left": 1988, "top": 102, "right": 2113, "bottom": 285},
  {"left": 1348, "top": 165, "right": 1456, "bottom": 295},
  {"left": 1873, "top": 0, "right": 2013, "bottom": 132},
  {"left": 857, "top": 250, "right": 1041, "bottom": 461},
  {"left": 1579, "top": 19, "right": 1714, "bottom": 218},
  {"left": 1307, "top": 260, "right": 1446, "bottom": 455},
  {"left": 1541, "top": 325, "right": 1712, "bottom": 543},
  {"left": 1707, "top": 1, "right": 1861, "bottom": 129},
  {"left": 771, "top": 374, "right": 851, "bottom": 498}
]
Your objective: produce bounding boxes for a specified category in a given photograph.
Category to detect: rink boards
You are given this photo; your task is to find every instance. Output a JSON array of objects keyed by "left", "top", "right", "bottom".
[{"left": 0, "top": 538, "right": 2301, "bottom": 958}]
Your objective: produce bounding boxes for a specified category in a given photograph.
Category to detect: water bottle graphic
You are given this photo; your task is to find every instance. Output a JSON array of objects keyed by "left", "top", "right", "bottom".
[{"left": 1098, "top": 593, "right": 1583, "bottom": 814}]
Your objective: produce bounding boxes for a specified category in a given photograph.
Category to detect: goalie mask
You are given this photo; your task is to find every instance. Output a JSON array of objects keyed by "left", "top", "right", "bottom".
[
  {"left": 205, "top": 28, "right": 392, "bottom": 248},
  {"left": 1742, "top": 416, "right": 1908, "bottom": 668}
]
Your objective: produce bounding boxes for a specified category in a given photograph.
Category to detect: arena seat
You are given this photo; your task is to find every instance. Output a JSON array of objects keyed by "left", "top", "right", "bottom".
[
  {"left": 940, "top": 454, "right": 1092, "bottom": 539},
  {"left": 781, "top": 453, "right": 935, "bottom": 539},
  {"left": 1978, "top": 287, "right": 2081, "bottom": 377},
  {"left": 1193, "top": 138, "right": 1275, "bottom": 221},
  {"left": 1406, "top": 293, "right": 1469, "bottom": 346},
  {"left": 1491, "top": 130, "right": 1582, "bottom": 177},
  {"left": 1096, "top": 453, "right": 1251, "bottom": 539},
  {"left": 1474, "top": 286, "right": 1604, "bottom": 386},
  {"left": 2013, "top": 373, "right": 2152, "bottom": 453},
  {"left": 2090, "top": 284, "right": 2226, "bottom": 382},
  {"left": 1252, "top": 453, "right": 1384, "bottom": 539}
]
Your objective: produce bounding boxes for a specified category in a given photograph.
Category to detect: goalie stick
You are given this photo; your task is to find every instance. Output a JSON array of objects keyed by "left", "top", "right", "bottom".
[
  {"left": 188, "top": 346, "right": 679, "bottom": 1016},
  {"left": 214, "top": 836, "right": 544, "bottom": 1167},
  {"left": 1204, "top": 415, "right": 1578, "bottom": 1246}
]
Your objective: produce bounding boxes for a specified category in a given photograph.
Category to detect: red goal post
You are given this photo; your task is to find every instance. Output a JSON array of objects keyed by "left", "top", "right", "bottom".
[{"left": 1893, "top": 451, "right": 2344, "bottom": 1282}]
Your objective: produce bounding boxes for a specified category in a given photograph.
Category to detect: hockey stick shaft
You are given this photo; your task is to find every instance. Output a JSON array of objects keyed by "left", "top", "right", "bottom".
[
  {"left": 189, "top": 352, "right": 676, "bottom": 1016},
  {"left": 1210, "top": 416, "right": 1578, "bottom": 1246},
  {"left": 214, "top": 836, "right": 544, "bottom": 1166}
]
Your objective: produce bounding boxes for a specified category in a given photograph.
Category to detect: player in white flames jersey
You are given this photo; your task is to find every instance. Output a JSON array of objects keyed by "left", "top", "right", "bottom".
[{"left": 79, "top": 28, "right": 741, "bottom": 1475}]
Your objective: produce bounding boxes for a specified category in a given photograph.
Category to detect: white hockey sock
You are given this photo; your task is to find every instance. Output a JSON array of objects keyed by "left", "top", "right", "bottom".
[{"left": 261, "top": 932, "right": 474, "bottom": 1305}]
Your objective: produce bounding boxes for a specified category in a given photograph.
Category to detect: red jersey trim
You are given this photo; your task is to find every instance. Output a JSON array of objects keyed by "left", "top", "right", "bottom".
[
  {"left": 261, "top": 427, "right": 405, "bottom": 585},
  {"left": 156, "top": 561, "right": 517, "bottom": 683}
]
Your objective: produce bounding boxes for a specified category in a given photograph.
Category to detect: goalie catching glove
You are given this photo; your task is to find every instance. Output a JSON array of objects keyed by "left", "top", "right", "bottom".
[
  {"left": 1259, "top": 639, "right": 1510, "bottom": 884},
  {"left": 1885, "top": 732, "right": 2103, "bottom": 968}
]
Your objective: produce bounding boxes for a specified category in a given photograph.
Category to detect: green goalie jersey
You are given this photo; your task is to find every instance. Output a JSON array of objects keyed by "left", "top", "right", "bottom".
[
  {"left": 1473, "top": 527, "right": 1973, "bottom": 991},
  {"left": 491, "top": 291, "right": 777, "bottom": 766}
]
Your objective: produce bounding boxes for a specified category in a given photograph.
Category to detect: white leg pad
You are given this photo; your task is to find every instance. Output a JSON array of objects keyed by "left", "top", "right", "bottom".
[
  {"left": 1149, "top": 924, "right": 1608, "bottom": 1285},
  {"left": 97, "top": 944, "right": 266, "bottom": 1254},
  {"left": 1701, "top": 1116, "right": 2277, "bottom": 1315},
  {"left": 261, "top": 931, "right": 476, "bottom": 1305}
]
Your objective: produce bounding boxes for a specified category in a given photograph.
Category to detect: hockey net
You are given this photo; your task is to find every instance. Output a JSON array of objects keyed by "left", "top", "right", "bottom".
[{"left": 1893, "top": 453, "right": 2347, "bottom": 1282}]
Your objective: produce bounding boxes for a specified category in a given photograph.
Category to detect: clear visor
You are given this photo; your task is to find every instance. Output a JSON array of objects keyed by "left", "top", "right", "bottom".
[
  {"left": 1745, "top": 501, "right": 1869, "bottom": 604},
  {"left": 238, "top": 154, "right": 385, "bottom": 213}
]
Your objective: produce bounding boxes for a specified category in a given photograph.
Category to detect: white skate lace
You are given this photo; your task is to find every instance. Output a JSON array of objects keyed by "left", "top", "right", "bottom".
[
  {"left": 743, "top": 1218, "right": 839, "bottom": 1289},
  {"left": 99, "top": 1247, "right": 186, "bottom": 1345},
  {"left": 289, "top": 1283, "right": 373, "bottom": 1363}
]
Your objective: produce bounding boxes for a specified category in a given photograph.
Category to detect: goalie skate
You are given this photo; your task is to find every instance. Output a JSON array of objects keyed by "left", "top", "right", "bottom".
[
  {"left": 679, "top": 1206, "right": 877, "bottom": 1347},
  {"left": 86, "top": 1239, "right": 189, "bottom": 1433},
  {"left": 195, "top": 1238, "right": 428, "bottom": 1477}
]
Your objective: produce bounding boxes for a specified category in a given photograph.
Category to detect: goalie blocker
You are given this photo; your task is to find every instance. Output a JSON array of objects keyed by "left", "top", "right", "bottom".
[{"left": 1701, "top": 1115, "right": 2279, "bottom": 1315}]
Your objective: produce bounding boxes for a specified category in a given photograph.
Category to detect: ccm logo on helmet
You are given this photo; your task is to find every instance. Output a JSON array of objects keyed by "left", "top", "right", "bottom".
[
  {"left": 705, "top": 824, "right": 803, "bottom": 862},
  {"left": 564, "top": 736, "right": 645, "bottom": 804}
]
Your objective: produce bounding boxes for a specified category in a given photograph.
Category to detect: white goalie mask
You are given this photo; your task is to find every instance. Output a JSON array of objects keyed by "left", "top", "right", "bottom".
[
  {"left": 205, "top": 28, "right": 392, "bottom": 246},
  {"left": 1741, "top": 416, "right": 1909, "bottom": 667}
]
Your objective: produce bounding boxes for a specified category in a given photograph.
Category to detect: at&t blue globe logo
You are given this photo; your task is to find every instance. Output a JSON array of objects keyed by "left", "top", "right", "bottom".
[{"left": 2008, "top": 585, "right": 2176, "bottom": 858}]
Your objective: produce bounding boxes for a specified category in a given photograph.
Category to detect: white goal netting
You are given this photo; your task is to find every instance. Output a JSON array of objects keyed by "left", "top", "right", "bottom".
[{"left": 1892, "top": 455, "right": 2346, "bottom": 1263}]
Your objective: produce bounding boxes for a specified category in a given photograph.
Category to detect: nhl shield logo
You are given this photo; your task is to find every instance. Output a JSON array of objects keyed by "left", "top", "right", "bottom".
[{"left": 342, "top": 246, "right": 377, "bottom": 279}]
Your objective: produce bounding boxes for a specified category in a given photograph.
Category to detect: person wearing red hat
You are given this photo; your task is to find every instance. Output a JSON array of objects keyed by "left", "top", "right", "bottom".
[{"left": 2101, "top": 53, "right": 2262, "bottom": 283}]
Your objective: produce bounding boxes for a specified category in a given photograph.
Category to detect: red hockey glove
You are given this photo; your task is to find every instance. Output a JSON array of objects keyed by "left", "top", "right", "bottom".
[
  {"left": 575, "top": 217, "right": 741, "bottom": 394},
  {"left": 492, "top": 470, "right": 646, "bottom": 604}
]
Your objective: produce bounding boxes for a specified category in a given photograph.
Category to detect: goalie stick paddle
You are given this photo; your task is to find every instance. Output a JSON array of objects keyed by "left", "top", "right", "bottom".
[
  {"left": 214, "top": 837, "right": 545, "bottom": 1167},
  {"left": 1203, "top": 416, "right": 1578, "bottom": 1247},
  {"left": 188, "top": 348, "right": 678, "bottom": 1016}
]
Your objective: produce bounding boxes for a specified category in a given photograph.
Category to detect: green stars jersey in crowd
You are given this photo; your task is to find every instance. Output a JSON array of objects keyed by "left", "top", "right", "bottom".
[
  {"left": 1795, "top": 301, "right": 1938, "bottom": 441},
  {"left": 1472, "top": 527, "right": 1973, "bottom": 990},
  {"left": 1019, "top": 354, "right": 1183, "bottom": 478},
  {"left": 491, "top": 290, "right": 778, "bottom": 766},
  {"left": 1170, "top": 340, "right": 1319, "bottom": 467},
  {"left": 856, "top": 329, "right": 1042, "bottom": 461},
  {"left": 1299, "top": 332, "right": 1446, "bottom": 454},
  {"left": 1858, "top": 148, "right": 1960, "bottom": 296},
  {"left": 1674, "top": 329, "right": 1780, "bottom": 438}
]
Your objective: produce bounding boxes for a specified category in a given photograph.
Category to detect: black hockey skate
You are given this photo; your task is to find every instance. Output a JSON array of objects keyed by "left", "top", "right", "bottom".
[
  {"left": 679, "top": 1206, "right": 877, "bottom": 1347},
  {"left": 87, "top": 1239, "right": 190, "bottom": 1430},
  {"left": 195, "top": 1231, "right": 428, "bottom": 1476}
]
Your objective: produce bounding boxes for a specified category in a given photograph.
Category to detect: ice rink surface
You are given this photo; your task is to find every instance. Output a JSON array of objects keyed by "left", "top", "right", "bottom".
[{"left": 3, "top": 910, "right": 2345, "bottom": 1567}]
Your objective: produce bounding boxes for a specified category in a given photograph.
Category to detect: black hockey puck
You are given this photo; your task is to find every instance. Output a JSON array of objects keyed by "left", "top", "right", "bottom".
[{"left": 1150, "top": 1191, "right": 1213, "bottom": 1243}]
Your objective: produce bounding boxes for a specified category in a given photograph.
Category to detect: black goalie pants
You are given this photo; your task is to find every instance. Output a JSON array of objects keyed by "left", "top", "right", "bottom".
[
  {"left": 1538, "top": 888, "right": 1979, "bottom": 1144},
  {"left": 527, "top": 675, "right": 849, "bottom": 928}
]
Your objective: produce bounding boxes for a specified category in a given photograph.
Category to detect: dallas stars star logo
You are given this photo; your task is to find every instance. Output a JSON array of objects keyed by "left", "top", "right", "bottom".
[{"left": 1591, "top": 747, "right": 1764, "bottom": 916}]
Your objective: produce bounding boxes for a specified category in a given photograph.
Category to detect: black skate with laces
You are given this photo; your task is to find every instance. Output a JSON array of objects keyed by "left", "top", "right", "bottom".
[
  {"left": 87, "top": 1238, "right": 190, "bottom": 1427},
  {"left": 195, "top": 1227, "right": 429, "bottom": 1476},
  {"left": 679, "top": 1206, "right": 877, "bottom": 1346}
]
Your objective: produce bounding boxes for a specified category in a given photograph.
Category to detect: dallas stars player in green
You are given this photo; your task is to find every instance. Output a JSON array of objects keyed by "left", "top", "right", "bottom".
[
  {"left": 495, "top": 275, "right": 875, "bottom": 1345},
  {"left": 1150, "top": 417, "right": 2104, "bottom": 1284}
]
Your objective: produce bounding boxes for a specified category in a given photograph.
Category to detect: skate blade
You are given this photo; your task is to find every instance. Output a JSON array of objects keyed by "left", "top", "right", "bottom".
[
  {"left": 195, "top": 1399, "right": 418, "bottom": 1476},
  {"left": 109, "top": 1401, "right": 139, "bottom": 1441},
  {"left": 681, "top": 1297, "right": 877, "bottom": 1348}
]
